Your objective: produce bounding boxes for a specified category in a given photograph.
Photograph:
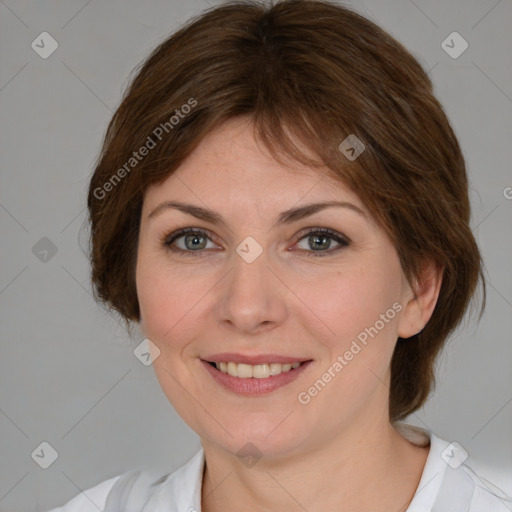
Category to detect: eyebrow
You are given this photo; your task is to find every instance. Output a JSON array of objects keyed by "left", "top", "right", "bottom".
[{"left": 147, "top": 200, "right": 367, "bottom": 229}]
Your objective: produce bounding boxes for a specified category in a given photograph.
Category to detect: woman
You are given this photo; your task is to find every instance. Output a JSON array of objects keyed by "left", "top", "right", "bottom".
[{"left": 48, "top": 0, "right": 511, "bottom": 510}]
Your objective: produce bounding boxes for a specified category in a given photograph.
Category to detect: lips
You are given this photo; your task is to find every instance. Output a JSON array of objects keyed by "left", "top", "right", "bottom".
[{"left": 200, "top": 356, "right": 313, "bottom": 395}]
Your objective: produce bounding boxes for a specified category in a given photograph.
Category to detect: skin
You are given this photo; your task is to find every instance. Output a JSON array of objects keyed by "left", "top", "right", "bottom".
[{"left": 135, "top": 116, "right": 443, "bottom": 511}]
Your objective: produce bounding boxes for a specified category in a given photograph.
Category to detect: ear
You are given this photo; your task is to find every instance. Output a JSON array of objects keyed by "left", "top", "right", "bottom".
[{"left": 397, "top": 259, "right": 443, "bottom": 339}]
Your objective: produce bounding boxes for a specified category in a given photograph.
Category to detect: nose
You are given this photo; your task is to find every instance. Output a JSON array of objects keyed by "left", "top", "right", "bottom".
[{"left": 216, "top": 243, "right": 288, "bottom": 334}]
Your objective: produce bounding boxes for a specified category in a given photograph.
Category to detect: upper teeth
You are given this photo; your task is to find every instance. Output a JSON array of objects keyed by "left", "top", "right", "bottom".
[{"left": 215, "top": 361, "right": 302, "bottom": 378}]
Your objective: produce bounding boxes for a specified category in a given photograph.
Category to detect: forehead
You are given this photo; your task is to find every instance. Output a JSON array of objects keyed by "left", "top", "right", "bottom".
[{"left": 143, "top": 117, "right": 367, "bottom": 214}]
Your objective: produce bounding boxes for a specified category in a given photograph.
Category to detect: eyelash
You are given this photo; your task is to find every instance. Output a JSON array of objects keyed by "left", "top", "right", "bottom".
[{"left": 161, "top": 227, "right": 350, "bottom": 258}]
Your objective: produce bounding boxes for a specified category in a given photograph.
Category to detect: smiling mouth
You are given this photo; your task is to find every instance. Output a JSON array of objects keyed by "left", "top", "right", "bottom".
[{"left": 206, "top": 360, "right": 310, "bottom": 378}]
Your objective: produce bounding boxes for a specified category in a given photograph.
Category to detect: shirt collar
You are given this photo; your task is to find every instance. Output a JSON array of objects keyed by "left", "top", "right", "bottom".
[{"left": 143, "top": 447, "right": 205, "bottom": 511}]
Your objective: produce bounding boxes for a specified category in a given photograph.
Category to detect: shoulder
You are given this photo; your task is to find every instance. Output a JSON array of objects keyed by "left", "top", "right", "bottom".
[
  {"left": 44, "top": 449, "right": 204, "bottom": 512},
  {"left": 439, "top": 462, "right": 512, "bottom": 511},
  {"left": 44, "top": 474, "right": 122, "bottom": 512},
  {"left": 431, "top": 437, "right": 512, "bottom": 511},
  {"left": 462, "top": 465, "right": 512, "bottom": 512},
  {"left": 395, "top": 423, "right": 512, "bottom": 512}
]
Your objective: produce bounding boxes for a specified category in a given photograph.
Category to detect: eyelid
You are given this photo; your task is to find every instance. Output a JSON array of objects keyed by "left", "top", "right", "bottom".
[
  {"left": 161, "top": 225, "right": 350, "bottom": 256},
  {"left": 161, "top": 226, "right": 221, "bottom": 248},
  {"left": 293, "top": 226, "right": 351, "bottom": 245},
  {"left": 162, "top": 226, "right": 350, "bottom": 243}
]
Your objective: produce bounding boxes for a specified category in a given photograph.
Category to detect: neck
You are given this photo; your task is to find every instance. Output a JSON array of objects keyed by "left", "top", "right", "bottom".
[{"left": 201, "top": 412, "right": 429, "bottom": 512}]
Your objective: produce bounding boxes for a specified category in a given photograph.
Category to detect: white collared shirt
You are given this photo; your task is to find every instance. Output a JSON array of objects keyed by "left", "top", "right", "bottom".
[{"left": 46, "top": 424, "right": 511, "bottom": 511}]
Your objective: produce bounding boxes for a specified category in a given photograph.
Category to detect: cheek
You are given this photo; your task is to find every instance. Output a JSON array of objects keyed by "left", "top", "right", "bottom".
[
  {"left": 300, "top": 257, "right": 402, "bottom": 347},
  {"left": 136, "top": 253, "right": 181, "bottom": 343},
  {"left": 296, "top": 263, "right": 403, "bottom": 421},
  {"left": 135, "top": 252, "right": 215, "bottom": 352}
]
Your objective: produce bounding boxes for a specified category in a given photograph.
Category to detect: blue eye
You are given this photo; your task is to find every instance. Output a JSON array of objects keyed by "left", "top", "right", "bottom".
[
  {"left": 293, "top": 228, "right": 349, "bottom": 256},
  {"left": 162, "top": 227, "right": 349, "bottom": 257},
  {"left": 162, "top": 228, "right": 217, "bottom": 256}
]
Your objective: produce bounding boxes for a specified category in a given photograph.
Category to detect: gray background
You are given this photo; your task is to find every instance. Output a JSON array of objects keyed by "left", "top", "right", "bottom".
[{"left": 1, "top": 0, "right": 511, "bottom": 510}]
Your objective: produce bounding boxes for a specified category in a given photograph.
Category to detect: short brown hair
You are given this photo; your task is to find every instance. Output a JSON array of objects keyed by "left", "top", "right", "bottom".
[{"left": 87, "top": 0, "right": 485, "bottom": 421}]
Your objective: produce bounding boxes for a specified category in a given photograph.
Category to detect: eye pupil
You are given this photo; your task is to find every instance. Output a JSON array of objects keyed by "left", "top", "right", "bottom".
[
  {"left": 185, "top": 233, "right": 207, "bottom": 250},
  {"left": 310, "top": 234, "right": 331, "bottom": 250}
]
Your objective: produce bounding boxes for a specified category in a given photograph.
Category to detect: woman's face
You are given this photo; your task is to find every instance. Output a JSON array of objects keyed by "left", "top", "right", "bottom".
[{"left": 136, "top": 116, "right": 417, "bottom": 459}]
